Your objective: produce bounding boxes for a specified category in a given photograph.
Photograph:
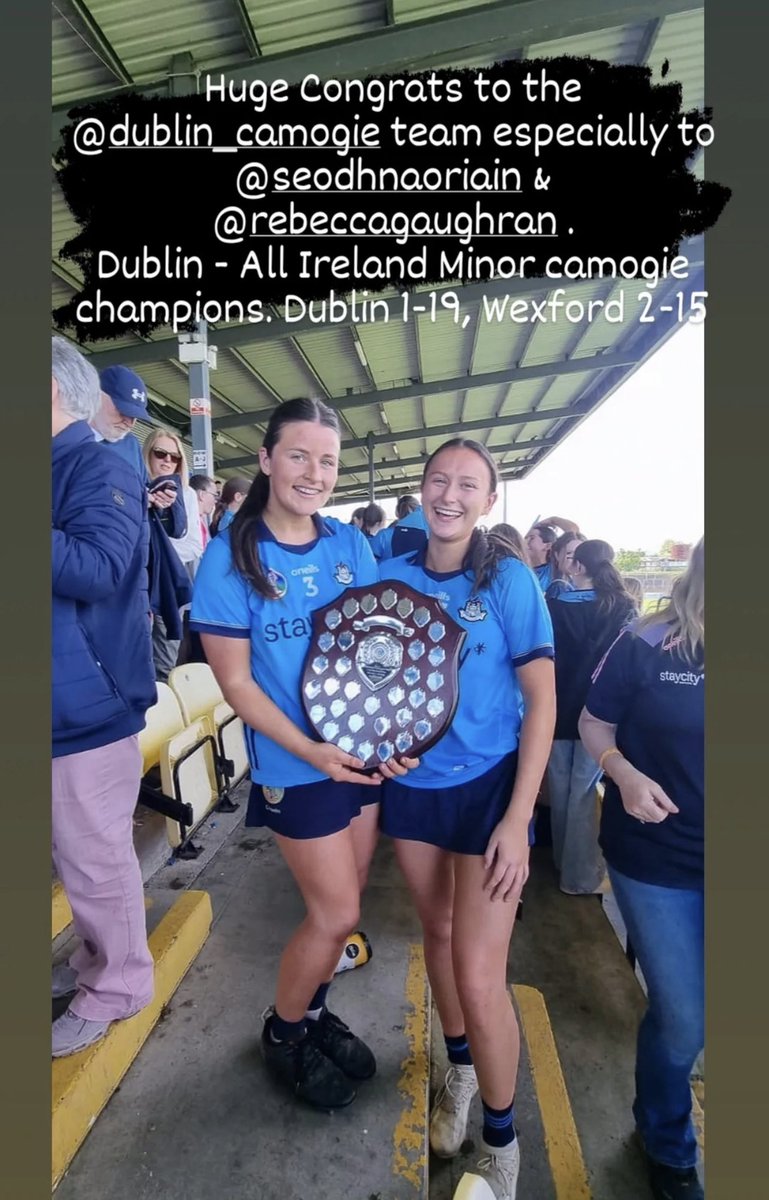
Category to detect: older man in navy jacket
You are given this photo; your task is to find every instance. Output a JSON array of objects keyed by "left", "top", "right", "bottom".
[{"left": 51, "top": 337, "right": 156, "bottom": 1057}]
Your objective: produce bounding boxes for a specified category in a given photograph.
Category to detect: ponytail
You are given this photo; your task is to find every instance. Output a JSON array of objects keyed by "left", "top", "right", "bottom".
[
  {"left": 572, "top": 539, "right": 633, "bottom": 619},
  {"left": 230, "top": 473, "right": 275, "bottom": 597},
  {"left": 462, "top": 527, "right": 521, "bottom": 591}
]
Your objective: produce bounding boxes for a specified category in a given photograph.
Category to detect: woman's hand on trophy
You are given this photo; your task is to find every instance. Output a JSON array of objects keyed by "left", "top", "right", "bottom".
[{"left": 375, "top": 755, "right": 420, "bottom": 781}]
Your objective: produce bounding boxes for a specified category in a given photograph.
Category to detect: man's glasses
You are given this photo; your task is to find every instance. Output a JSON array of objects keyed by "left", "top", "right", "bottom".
[{"left": 152, "top": 448, "right": 182, "bottom": 463}]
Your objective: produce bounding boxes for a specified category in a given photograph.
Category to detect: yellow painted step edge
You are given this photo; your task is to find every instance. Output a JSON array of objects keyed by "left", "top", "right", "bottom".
[
  {"left": 392, "top": 942, "right": 431, "bottom": 1197},
  {"left": 52, "top": 882, "right": 73, "bottom": 941},
  {"left": 513, "top": 983, "right": 592, "bottom": 1200},
  {"left": 52, "top": 890, "right": 213, "bottom": 1190}
]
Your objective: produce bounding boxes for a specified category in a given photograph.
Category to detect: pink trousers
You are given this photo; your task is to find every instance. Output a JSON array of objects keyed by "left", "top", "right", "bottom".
[{"left": 52, "top": 734, "right": 154, "bottom": 1021}]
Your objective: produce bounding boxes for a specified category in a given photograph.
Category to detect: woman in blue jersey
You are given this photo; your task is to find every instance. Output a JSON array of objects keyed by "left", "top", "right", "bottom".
[
  {"left": 546, "top": 539, "right": 636, "bottom": 894},
  {"left": 543, "top": 530, "right": 585, "bottom": 600},
  {"left": 578, "top": 541, "right": 704, "bottom": 1200},
  {"left": 209, "top": 475, "right": 250, "bottom": 537},
  {"left": 190, "top": 398, "right": 414, "bottom": 1113},
  {"left": 525, "top": 516, "right": 579, "bottom": 592},
  {"left": 380, "top": 439, "right": 556, "bottom": 1200}
]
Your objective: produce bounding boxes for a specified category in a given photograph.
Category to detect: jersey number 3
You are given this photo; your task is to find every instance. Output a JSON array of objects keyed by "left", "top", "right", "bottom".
[{"left": 302, "top": 576, "right": 320, "bottom": 598}]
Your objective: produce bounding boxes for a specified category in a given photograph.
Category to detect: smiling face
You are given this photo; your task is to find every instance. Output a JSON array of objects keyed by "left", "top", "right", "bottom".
[
  {"left": 259, "top": 420, "right": 340, "bottom": 522},
  {"left": 422, "top": 445, "right": 496, "bottom": 551},
  {"left": 525, "top": 527, "right": 550, "bottom": 566}
]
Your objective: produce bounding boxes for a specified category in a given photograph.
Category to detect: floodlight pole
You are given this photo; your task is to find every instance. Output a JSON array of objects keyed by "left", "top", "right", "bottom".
[{"left": 178, "top": 320, "right": 217, "bottom": 479}]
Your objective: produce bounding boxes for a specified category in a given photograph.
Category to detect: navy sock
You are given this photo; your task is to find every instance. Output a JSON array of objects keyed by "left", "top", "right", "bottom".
[
  {"left": 269, "top": 1010, "right": 307, "bottom": 1043},
  {"left": 482, "top": 1100, "right": 516, "bottom": 1148},
  {"left": 445, "top": 1033, "right": 474, "bottom": 1066},
  {"left": 305, "top": 982, "right": 331, "bottom": 1020}
]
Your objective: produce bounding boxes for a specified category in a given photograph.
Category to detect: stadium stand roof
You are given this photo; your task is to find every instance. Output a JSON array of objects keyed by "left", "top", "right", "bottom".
[{"left": 52, "top": 1, "right": 705, "bottom": 499}]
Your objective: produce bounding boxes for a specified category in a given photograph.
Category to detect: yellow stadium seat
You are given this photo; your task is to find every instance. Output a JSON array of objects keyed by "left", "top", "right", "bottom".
[
  {"left": 160, "top": 717, "right": 220, "bottom": 852},
  {"left": 168, "top": 664, "right": 248, "bottom": 806},
  {"left": 139, "top": 683, "right": 186, "bottom": 775}
]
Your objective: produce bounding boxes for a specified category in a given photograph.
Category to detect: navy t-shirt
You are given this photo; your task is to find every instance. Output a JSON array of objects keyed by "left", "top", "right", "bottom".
[{"left": 585, "top": 621, "right": 704, "bottom": 888}]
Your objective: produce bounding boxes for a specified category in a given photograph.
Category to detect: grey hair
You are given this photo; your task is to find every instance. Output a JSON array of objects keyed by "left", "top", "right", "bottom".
[{"left": 51, "top": 336, "right": 101, "bottom": 421}]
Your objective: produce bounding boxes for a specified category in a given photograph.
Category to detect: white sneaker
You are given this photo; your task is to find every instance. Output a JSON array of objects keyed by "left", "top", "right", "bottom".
[
  {"left": 430, "top": 1063, "right": 478, "bottom": 1158},
  {"left": 453, "top": 1139, "right": 520, "bottom": 1200}
]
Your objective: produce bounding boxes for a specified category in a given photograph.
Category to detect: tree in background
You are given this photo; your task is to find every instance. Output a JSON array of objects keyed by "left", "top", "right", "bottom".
[
  {"left": 660, "top": 538, "right": 676, "bottom": 558},
  {"left": 616, "top": 548, "right": 644, "bottom": 572}
]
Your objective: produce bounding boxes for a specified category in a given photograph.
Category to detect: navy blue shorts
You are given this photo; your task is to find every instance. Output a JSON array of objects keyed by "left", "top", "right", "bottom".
[
  {"left": 246, "top": 778, "right": 378, "bottom": 840},
  {"left": 381, "top": 752, "right": 534, "bottom": 855}
]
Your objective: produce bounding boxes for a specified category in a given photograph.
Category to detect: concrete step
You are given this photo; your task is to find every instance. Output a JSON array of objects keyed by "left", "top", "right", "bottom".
[
  {"left": 53, "top": 829, "right": 431, "bottom": 1200},
  {"left": 52, "top": 890, "right": 213, "bottom": 1190}
]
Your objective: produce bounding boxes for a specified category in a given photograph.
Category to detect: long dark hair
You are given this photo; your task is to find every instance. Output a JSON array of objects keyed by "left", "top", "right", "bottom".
[
  {"left": 230, "top": 398, "right": 340, "bottom": 598},
  {"left": 572, "top": 539, "right": 632, "bottom": 618},
  {"left": 210, "top": 475, "right": 251, "bottom": 536},
  {"left": 422, "top": 438, "right": 511, "bottom": 591}
]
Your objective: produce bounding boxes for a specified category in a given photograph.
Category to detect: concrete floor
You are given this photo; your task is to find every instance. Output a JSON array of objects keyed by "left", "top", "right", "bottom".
[{"left": 54, "top": 796, "right": 687, "bottom": 1200}]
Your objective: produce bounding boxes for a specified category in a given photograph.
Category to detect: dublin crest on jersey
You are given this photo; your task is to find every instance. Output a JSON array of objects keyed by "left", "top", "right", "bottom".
[
  {"left": 334, "top": 562, "right": 353, "bottom": 585},
  {"left": 458, "top": 596, "right": 488, "bottom": 622},
  {"left": 301, "top": 581, "right": 466, "bottom": 770}
]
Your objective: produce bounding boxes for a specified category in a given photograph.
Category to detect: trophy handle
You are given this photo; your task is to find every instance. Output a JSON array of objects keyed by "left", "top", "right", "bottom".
[{"left": 352, "top": 616, "right": 414, "bottom": 638}]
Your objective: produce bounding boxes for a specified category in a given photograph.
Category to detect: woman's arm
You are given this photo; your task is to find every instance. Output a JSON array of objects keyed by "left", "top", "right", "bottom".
[
  {"left": 201, "top": 633, "right": 381, "bottom": 786},
  {"left": 541, "top": 515, "right": 580, "bottom": 534},
  {"left": 484, "top": 655, "right": 556, "bottom": 899},
  {"left": 578, "top": 707, "right": 679, "bottom": 823}
]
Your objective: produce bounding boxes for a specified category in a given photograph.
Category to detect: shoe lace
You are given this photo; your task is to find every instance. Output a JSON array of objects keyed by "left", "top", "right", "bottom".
[
  {"left": 477, "top": 1150, "right": 517, "bottom": 1189},
  {"left": 437, "top": 1065, "right": 477, "bottom": 1111}
]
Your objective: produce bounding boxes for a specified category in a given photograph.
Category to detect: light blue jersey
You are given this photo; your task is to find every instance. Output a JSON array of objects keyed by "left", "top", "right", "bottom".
[
  {"left": 534, "top": 561, "right": 553, "bottom": 592},
  {"left": 380, "top": 550, "right": 554, "bottom": 787},
  {"left": 190, "top": 515, "right": 377, "bottom": 786}
]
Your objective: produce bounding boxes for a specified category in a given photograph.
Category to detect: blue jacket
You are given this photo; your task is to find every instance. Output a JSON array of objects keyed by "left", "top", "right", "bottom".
[
  {"left": 369, "top": 505, "right": 430, "bottom": 560},
  {"left": 52, "top": 422, "right": 156, "bottom": 757}
]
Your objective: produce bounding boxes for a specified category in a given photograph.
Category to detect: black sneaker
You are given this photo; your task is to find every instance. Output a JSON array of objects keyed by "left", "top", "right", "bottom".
[
  {"left": 306, "top": 1009, "right": 376, "bottom": 1080},
  {"left": 261, "top": 1017, "right": 356, "bottom": 1110},
  {"left": 647, "top": 1157, "right": 704, "bottom": 1200}
]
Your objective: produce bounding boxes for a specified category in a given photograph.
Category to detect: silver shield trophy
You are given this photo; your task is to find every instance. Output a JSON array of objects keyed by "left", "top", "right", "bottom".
[{"left": 301, "top": 581, "right": 466, "bottom": 770}]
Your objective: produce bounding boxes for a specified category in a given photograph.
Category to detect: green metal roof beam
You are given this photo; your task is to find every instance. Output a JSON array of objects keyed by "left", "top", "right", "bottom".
[{"left": 211, "top": 350, "right": 637, "bottom": 431}]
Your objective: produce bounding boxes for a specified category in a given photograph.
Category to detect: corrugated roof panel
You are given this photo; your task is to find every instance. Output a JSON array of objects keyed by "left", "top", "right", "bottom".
[
  {"left": 209, "top": 351, "right": 276, "bottom": 409},
  {"left": 528, "top": 23, "right": 647, "bottom": 64},
  {"left": 357, "top": 322, "right": 419, "bottom": 388},
  {"left": 496, "top": 377, "right": 552, "bottom": 416},
  {"left": 470, "top": 320, "right": 533, "bottom": 375},
  {"left": 86, "top": 0, "right": 249, "bottom": 82},
  {"left": 648, "top": 10, "right": 704, "bottom": 110},
  {"left": 52, "top": 6, "right": 119, "bottom": 105},
  {"left": 250, "top": 0, "right": 383, "bottom": 56},
  {"left": 293, "top": 328, "right": 370, "bottom": 395},
  {"left": 417, "top": 304, "right": 476, "bottom": 380},
  {"left": 395, "top": 0, "right": 490, "bottom": 21},
  {"left": 238, "top": 338, "right": 325, "bottom": 398}
]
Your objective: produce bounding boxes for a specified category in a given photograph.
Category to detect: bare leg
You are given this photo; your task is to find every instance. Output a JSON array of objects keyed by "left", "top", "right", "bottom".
[
  {"left": 273, "top": 827, "right": 361, "bottom": 1020},
  {"left": 394, "top": 838, "right": 464, "bottom": 1037},
  {"left": 350, "top": 802, "right": 380, "bottom": 893},
  {"left": 452, "top": 853, "right": 522, "bottom": 1108}
]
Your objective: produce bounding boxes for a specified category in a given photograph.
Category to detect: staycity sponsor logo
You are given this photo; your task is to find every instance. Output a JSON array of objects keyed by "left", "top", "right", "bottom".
[{"left": 660, "top": 670, "right": 704, "bottom": 686}]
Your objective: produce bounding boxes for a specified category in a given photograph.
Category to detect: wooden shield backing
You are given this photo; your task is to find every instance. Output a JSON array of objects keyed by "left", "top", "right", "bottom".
[{"left": 301, "top": 581, "right": 466, "bottom": 770}]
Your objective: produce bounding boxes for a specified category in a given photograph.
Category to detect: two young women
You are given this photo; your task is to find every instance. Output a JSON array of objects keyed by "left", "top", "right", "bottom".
[{"left": 191, "top": 399, "right": 555, "bottom": 1200}]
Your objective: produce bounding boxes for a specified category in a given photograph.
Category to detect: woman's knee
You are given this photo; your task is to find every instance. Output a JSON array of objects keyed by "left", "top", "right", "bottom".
[{"left": 307, "top": 899, "right": 360, "bottom": 943}]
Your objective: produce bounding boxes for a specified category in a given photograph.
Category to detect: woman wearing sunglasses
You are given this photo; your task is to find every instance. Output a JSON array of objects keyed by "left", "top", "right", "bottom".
[{"left": 142, "top": 429, "right": 204, "bottom": 679}]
